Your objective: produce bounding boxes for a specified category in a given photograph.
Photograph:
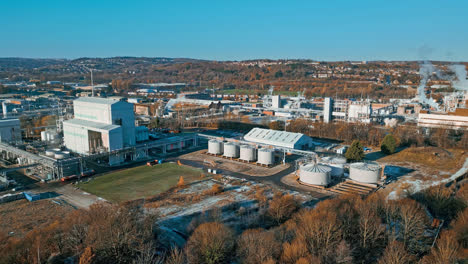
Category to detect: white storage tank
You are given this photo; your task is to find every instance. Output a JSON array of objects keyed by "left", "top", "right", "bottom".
[
  {"left": 54, "top": 152, "right": 66, "bottom": 159},
  {"left": 349, "top": 162, "right": 381, "bottom": 184},
  {"left": 41, "top": 131, "right": 47, "bottom": 141},
  {"left": 239, "top": 145, "right": 256, "bottom": 161},
  {"left": 208, "top": 140, "right": 223, "bottom": 155},
  {"left": 223, "top": 142, "right": 240, "bottom": 158},
  {"left": 299, "top": 163, "right": 332, "bottom": 186},
  {"left": 321, "top": 156, "right": 346, "bottom": 177},
  {"left": 257, "top": 148, "right": 274, "bottom": 165},
  {"left": 45, "top": 149, "right": 56, "bottom": 157}
]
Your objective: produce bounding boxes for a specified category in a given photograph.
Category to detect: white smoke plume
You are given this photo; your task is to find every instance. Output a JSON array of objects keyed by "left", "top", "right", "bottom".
[
  {"left": 449, "top": 64, "right": 468, "bottom": 91},
  {"left": 417, "top": 61, "right": 440, "bottom": 110}
]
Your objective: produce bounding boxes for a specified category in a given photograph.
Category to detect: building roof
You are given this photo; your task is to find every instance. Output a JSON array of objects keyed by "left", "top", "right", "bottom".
[
  {"left": 244, "top": 128, "right": 308, "bottom": 148},
  {"left": 302, "top": 164, "right": 332, "bottom": 173},
  {"left": 63, "top": 119, "right": 121, "bottom": 131},
  {"left": 75, "top": 97, "right": 123, "bottom": 105}
]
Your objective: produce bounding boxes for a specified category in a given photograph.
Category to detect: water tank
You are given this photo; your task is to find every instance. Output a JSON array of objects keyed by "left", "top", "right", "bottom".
[
  {"left": 239, "top": 145, "right": 256, "bottom": 161},
  {"left": 223, "top": 142, "right": 240, "bottom": 158},
  {"left": 208, "top": 140, "right": 223, "bottom": 155},
  {"left": 46, "top": 132, "right": 53, "bottom": 141},
  {"left": 349, "top": 162, "right": 381, "bottom": 184},
  {"left": 299, "top": 163, "right": 332, "bottom": 186},
  {"left": 54, "top": 152, "right": 66, "bottom": 159},
  {"left": 45, "top": 149, "right": 56, "bottom": 157},
  {"left": 257, "top": 148, "right": 274, "bottom": 165},
  {"left": 321, "top": 156, "right": 346, "bottom": 177},
  {"left": 41, "top": 131, "right": 47, "bottom": 141}
]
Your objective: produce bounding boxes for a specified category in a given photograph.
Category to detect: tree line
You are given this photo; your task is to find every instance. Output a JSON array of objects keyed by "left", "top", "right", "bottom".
[{"left": 1, "top": 181, "right": 466, "bottom": 264}]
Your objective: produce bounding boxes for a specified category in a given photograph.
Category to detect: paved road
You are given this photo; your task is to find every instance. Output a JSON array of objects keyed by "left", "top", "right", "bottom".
[{"left": 178, "top": 159, "right": 330, "bottom": 199}]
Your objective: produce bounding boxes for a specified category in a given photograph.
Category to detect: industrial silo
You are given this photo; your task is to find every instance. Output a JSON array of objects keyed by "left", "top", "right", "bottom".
[
  {"left": 321, "top": 156, "right": 346, "bottom": 177},
  {"left": 349, "top": 162, "right": 381, "bottom": 184},
  {"left": 257, "top": 148, "right": 274, "bottom": 166},
  {"left": 208, "top": 140, "right": 223, "bottom": 155},
  {"left": 45, "top": 149, "right": 56, "bottom": 157},
  {"left": 223, "top": 142, "right": 240, "bottom": 158},
  {"left": 239, "top": 145, "right": 256, "bottom": 161},
  {"left": 54, "top": 152, "right": 66, "bottom": 159},
  {"left": 41, "top": 131, "right": 47, "bottom": 141},
  {"left": 299, "top": 163, "right": 332, "bottom": 186}
]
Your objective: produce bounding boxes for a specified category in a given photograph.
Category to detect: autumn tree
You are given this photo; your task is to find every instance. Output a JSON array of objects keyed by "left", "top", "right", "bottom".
[
  {"left": 236, "top": 229, "right": 281, "bottom": 264},
  {"left": 177, "top": 176, "right": 186, "bottom": 188},
  {"left": 345, "top": 140, "right": 365, "bottom": 162},
  {"left": 377, "top": 241, "right": 413, "bottom": 264},
  {"left": 269, "top": 120, "right": 284, "bottom": 131},
  {"left": 421, "top": 231, "right": 460, "bottom": 264},
  {"left": 267, "top": 192, "right": 299, "bottom": 224},
  {"left": 185, "top": 222, "right": 235, "bottom": 264},
  {"left": 79, "top": 247, "right": 96, "bottom": 264},
  {"left": 286, "top": 206, "right": 343, "bottom": 262},
  {"left": 381, "top": 134, "right": 397, "bottom": 155},
  {"left": 397, "top": 199, "right": 429, "bottom": 254}
]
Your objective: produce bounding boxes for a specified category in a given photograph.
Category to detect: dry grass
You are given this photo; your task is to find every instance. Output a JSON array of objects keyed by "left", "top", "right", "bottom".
[
  {"left": 379, "top": 147, "right": 467, "bottom": 173},
  {"left": 0, "top": 199, "right": 74, "bottom": 238}
]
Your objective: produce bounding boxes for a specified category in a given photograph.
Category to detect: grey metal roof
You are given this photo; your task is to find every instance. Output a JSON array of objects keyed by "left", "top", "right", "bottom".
[
  {"left": 244, "top": 128, "right": 306, "bottom": 148},
  {"left": 75, "top": 97, "right": 121, "bottom": 105},
  {"left": 63, "top": 119, "right": 121, "bottom": 131},
  {"left": 301, "top": 164, "right": 332, "bottom": 173},
  {"left": 350, "top": 162, "right": 380, "bottom": 171}
]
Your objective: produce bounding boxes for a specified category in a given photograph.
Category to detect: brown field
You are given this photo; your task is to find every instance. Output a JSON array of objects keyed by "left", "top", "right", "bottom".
[
  {"left": 378, "top": 147, "right": 467, "bottom": 173},
  {"left": 0, "top": 199, "right": 74, "bottom": 238}
]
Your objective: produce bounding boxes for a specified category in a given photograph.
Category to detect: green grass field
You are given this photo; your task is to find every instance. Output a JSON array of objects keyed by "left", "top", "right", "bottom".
[{"left": 77, "top": 163, "right": 203, "bottom": 203}]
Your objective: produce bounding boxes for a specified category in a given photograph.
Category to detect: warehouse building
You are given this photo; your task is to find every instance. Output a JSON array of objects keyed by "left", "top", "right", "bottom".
[
  {"left": 243, "top": 128, "right": 313, "bottom": 150},
  {"left": 63, "top": 97, "right": 143, "bottom": 164},
  {"left": 418, "top": 108, "right": 468, "bottom": 130}
]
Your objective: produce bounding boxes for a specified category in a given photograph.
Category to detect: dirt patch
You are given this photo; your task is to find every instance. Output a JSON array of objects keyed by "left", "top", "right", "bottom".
[{"left": 180, "top": 150, "right": 290, "bottom": 176}]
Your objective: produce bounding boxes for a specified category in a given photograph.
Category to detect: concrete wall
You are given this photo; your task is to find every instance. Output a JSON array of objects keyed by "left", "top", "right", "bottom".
[
  {"left": 63, "top": 122, "right": 90, "bottom": 154},
  {"left": 0, "top": 119, "right": 21, "bottom": 143}
]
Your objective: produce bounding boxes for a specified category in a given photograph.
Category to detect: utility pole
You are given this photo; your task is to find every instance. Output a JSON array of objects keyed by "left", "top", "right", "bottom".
[{"left": 91, "top": 69, "right": 94, "bottom": 97}]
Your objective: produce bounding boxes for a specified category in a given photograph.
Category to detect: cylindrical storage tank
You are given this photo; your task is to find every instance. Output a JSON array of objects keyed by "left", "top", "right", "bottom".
[
  {"left": 223, "top": 142, "right": 240, "bottom": 158},
  {"left": 321, "top": 156, "right": 346, "bottom": 177},
  {"left": 54, "top": 152, "right": 66, "bottom": 159},
  {"left": 257, "top": 148, "right": 274, "bottom": 165},
  {"left": 349, "top": 162, "right": 381, "bottom": 184},
  {"left": 239, "top": 145, "right": 256, "bottom": 161},
  {"left": 299, "top": 163, "right": 332, "bottom": 186},
  {"left": 208, "top": 140, "right": 223, "bottom": 155},
  {"left": 41, "top": 131, "right": 47, "bottom": 141},
  {"left": 45, "top": 149, "right": 56, "bottom": 157}
]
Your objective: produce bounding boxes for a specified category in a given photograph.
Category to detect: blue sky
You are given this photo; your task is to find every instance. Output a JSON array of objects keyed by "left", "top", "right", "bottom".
[{"left": 1, "top": 0, "right": 467, "bottom": 61}]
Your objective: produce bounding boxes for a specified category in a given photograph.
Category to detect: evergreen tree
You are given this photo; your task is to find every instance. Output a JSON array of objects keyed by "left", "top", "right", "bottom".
[
  {"left": 381, "top": 134, "right": 397, "bottom": 155},
  {"left": 345, "top": 140, "right": 365, "bottom": 162}
]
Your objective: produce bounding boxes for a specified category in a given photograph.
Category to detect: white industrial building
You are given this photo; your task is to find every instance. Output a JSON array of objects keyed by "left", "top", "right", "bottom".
[
  {"left": 63, "top": 97, "right": 147, "bottom": 165},
  {"left": 0, "top": 119, "right": 21, "bottom": 143},
  {"left": 244, "top": 128, "right": 313, "bottom": 150},
  {"left": 418, "top": 111, "right": 468, "bottom": 130}
]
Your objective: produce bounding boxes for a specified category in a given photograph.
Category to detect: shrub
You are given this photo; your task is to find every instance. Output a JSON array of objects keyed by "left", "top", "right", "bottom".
[
  {"left": 381, "top": 134, "right": 397, "bottom": 154},
  {"left": 345, "top": 140, "right": 365, "bottom": 162}
]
